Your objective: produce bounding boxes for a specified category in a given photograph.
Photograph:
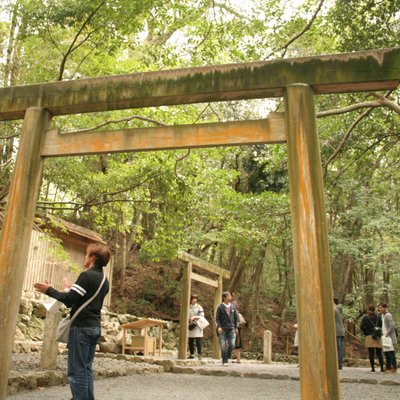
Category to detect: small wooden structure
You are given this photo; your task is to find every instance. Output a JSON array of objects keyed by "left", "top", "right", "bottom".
[
  {"left": 177, "top": 251, "right": 230, "bottom": 359},
  {"left": 0, "top": 48, "right": 399, "bottom": 400},
  {"left": 17, "top": 213, "right": 113, "bottom": 307},
  {"left": 121, "top": 318, "right": 165, "bottom": 356}
]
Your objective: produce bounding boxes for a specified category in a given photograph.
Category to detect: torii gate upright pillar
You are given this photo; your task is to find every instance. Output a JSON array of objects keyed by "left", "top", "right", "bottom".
[
  {"left": 0, "top": 107, "right": 52, "bottom": 399},
  {"left": 285, "top": 84, "right": 340, "bottom": 400}
]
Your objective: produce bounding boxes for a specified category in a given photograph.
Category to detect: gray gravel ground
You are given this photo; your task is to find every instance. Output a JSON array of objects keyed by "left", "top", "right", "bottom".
[{"left": 7, "top": 373, "right": 400, "bottom": 400}]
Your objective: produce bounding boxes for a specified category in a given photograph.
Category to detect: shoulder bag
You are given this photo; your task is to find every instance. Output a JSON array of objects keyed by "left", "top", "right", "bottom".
[
  {"left": 56, "top": 273, "right": 106, "bottom": 343},
  {"left": 368, "top": 317, "right": 382, "bottom": 340}
]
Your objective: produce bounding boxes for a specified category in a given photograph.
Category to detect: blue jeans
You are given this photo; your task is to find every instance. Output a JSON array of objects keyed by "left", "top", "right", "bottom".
[
  {"left": 68, "top": 326, "right": 101, "bottom": 400},
  {"left": 219, "top": 329, "right": 236, "bottom": 363},
  {"left": 336, "top": 336, "right": 344, "bottom": 370}
]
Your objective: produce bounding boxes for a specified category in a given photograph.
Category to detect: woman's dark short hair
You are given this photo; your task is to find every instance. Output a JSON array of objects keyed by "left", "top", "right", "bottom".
[
  {"left": 368, "top": 304, "right": 375, "bottom": 312},
  {"left": 87, "top": 243, "right": 111, "bottom": 266},
  {"left": 190, "top": 294, "right": 199, "bottom": 302}
]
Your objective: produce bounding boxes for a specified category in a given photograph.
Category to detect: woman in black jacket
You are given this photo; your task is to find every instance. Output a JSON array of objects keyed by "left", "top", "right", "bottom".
[{"left": 360, "top": 304, "right": 384, "bottom": 372}]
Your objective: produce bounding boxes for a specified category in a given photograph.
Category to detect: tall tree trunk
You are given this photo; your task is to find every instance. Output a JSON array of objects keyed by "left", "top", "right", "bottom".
[
  {"left": 228, "top": 247, "right": 252, "bottom": 293},
  {"left": 247, "top": 247, "right": 266, "bottom": 347}
]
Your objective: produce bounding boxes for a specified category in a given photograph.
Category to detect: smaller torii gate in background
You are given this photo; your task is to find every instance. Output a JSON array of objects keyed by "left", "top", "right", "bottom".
[
  {"left": 178, "top": 251, "right": 230, "bottom": 359},
  {"left": 0, "top": 47, "right": 399, "bottom": 400}
]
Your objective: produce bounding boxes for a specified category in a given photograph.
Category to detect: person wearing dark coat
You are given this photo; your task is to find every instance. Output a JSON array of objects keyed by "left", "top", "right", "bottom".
[{"left": 360, "top": 304, "right": 384, "bottom": 372}]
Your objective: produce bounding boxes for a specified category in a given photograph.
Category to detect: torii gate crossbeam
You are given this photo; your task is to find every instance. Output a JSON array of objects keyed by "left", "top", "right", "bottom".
[{"left": 0, "top": 48, "right": 399, "bottom": 400}]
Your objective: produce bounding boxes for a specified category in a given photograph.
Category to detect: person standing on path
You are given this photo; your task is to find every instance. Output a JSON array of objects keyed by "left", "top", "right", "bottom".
[
  {"left": 187, "top": 294, "right": 204, "bottom": 360},
  {"left": 34, "top": 243, "right": 110, "bottom": 400},
  {"left": 216, "top": 291, "right": 239, "bottom": 365},
  {"left": 232, "top": 300, "right": 245, "bottom": 364},
  {"left": 360, "top": 304, "right": 384, "bottom": 372},
  {"left": 334, "top": 298, "right": 345, "bottom": 370},
  {"left": 379, "top": 303, "right": 398, "bottom": 372}
]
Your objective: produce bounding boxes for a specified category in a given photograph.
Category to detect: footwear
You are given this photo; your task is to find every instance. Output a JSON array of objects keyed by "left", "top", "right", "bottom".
[
  {"left": 371, "top": 368, "right": 375, "bottom": 372},
  {"left": 386, "top": 368, "right": 397, "bottom": 373},
  {"left": 187, "top": 355, "right": 194, "bottom": 359},
  {"left": 198, "top": 356, "right": 202, "bottom": 360}
]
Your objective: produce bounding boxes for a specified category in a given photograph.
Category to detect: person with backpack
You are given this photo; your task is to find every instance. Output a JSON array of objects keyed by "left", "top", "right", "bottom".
[{"left": 360, "top": 304, "right": 384, "bottom": 372}]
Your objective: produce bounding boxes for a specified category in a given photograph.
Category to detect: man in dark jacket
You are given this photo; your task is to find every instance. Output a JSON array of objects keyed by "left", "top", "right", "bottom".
[
  {"left": 215, "top": 291, "right": 239, "bottom": 365},
  {"left": 35, "top": 242, "right": 110, "bottom": 400}
]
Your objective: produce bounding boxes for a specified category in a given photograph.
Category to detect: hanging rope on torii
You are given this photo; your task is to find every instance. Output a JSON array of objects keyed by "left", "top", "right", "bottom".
[{"left": 0, "top": 48, "right": 399, "bottom": 400}]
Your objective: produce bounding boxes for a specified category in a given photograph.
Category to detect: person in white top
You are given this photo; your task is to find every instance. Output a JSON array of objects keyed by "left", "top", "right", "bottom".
[
  {"left": 188, "top": 294, "right": 204, "bottom": 360},
  {"left": 378, "top": 303, "right": 398, "bottom": 372}
]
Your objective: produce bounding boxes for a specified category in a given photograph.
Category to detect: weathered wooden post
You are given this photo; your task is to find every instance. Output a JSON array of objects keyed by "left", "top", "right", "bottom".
[
  {"left": 285, "top": 84, "right": 340, "bottom": 400},
  {"left": 0, "top": 107, "right": 52, "bottom": 400},
  {"left": 40, "top": 311, "right": 62, "bottom": 369},
  {"left": 213, "top": 275, "right": 223, "bottom": 359},
  {"left": 178, "top": 261, "right": 192, "bottom": 359}
]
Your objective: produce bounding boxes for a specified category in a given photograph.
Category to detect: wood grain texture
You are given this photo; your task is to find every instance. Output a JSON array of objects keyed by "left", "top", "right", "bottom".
[
  {"left": 0, "top": 48, "right": 399, "bottom": 120},
  {"left": 178, "top": 262, "right": 192, "bottom": 359},
  {"left": 0, "top": 108, "right": 52, "bottom": 400},
  {"left": 285, "top": 85, "right": 340, "bottom": 400},
  {"left": 41, "top": 114, "right": 286, "bottom": 157}
]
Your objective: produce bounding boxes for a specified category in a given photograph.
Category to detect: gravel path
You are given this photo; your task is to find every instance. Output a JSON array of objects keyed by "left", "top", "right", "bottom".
[{"left": 7, "top": 373, "right": 400, "bottom": 400}]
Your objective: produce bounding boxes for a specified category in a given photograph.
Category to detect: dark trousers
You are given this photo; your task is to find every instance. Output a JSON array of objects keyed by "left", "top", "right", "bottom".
[
  {"left": 384, "top": 350, "right": 397, "bottom": 369},
  {"left": 188, "top": 337, "right": 202, "bottom": 356},
  {"left": 219, "top": 329, "right": 236, "bottom": 363},
  {"left": 336, "top": 336, "right": 344, "bottom": 369},
  {"left": 68, "top": 326, "right": 101, "bottom": 400},
  {"left": 368, "top": 347, "right": 384, "bottom": 370}
]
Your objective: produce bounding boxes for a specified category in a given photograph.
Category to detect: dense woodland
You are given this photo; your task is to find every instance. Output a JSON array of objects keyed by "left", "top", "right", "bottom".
[{"left": 0, "top": 0, "right": 399, "bottom": 349}]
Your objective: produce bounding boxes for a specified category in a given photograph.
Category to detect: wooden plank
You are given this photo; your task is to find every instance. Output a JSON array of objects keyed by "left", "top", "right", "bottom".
[
  {"left": 178, "top": 251, "right": 230, "bottom": 279},
  {"left": 41, "top": 114, "right": 286, "bottom": 157},
  {"left": 0, "top": 48, "right": 399, "bottom": 120},
  {"left": 0, "top": 108, "right": 52, "bottom": 400},
  {"left": 191, "top": 272, "right": 218, "bottom": 288},
  {"left": 213, "top": 275, "right": 223, "bottom": 359},
  {"left": 285, "top": 84, "right": 339, "bottom": 400},
  {"left": 178, "top": 262, "right": 192, "bottom": 359}
]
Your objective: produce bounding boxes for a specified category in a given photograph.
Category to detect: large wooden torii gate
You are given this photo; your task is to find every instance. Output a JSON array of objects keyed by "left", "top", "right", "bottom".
[{"left": 0, "top": 48, "right": 399, "bottom": 400}]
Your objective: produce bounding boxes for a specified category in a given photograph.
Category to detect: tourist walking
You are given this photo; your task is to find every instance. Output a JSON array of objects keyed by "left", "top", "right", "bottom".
[
  {"left": 334, "top": 298, "right": 345, "bottom": 370},
  {"left": 216, "top": 291, "right": 239, "bottom": 365},
  {"left": 34, "top": 243, "right": 110, "bottom": 400},
  {"left": 188, "top": 294, "right": 204, "bottom": 360},
  {"left": 360, "top": 304, "right": 384, "bottom": 372},
  {"left": 379, "top": 303, "right": 398, "bottom": 372}
]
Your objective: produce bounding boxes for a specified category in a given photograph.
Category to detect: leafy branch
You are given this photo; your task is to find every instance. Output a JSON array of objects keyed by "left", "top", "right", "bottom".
[
  {"left": 265, "top": 0, "right": 325, "bottom": 59},
  {"left": 322, "top": 91, "right": 396, "bottom": 174},
  {"left": 57, "top": 0, "right": 106, "bottom": 80},
  {"left": 64, "top": 114, "right": 167, "bottom": 134}
]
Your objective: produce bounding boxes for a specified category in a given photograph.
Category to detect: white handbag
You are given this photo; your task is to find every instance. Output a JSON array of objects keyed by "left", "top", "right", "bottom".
[
  {"left": 56, "top": 274, "right": 106, "bottom": 343},
  {"left": 381, "top": 335, "right": 393, "bottom": 349},
  {"left": 196, "top": 316, "right": 210, "bottom": 330}
]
